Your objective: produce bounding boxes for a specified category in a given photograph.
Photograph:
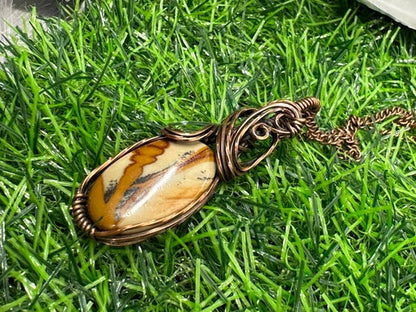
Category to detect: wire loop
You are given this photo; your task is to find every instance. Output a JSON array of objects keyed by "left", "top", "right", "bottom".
[{"left": 215, "top": 99, "right": 313, "bottom": 181}]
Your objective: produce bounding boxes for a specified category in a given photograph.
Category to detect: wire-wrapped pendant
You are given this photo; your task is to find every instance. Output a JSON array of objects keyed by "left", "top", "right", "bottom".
[
  {"left": 73, "top": 96, "right": 415, "bottom": 246},
  {"left": 72, "top": 98, "right": 320, "bottom": 245}
]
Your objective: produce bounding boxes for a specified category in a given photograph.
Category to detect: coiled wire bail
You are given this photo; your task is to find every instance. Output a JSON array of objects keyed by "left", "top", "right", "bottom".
[{"left": 215, "top": 97, "right": 320, "bottom": 181}]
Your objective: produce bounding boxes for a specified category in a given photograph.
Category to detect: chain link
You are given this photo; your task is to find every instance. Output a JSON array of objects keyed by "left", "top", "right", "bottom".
[{"left": 296, "top": 97, "right": 416, "bottom": 160}]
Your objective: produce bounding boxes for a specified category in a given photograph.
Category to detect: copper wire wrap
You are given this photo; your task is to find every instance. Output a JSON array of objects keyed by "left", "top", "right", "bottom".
[
  {"left": 214, "top": 99, "right": 318, "bottom": 181},
  {"left": 72, "top": 192, "right": 95, "bottom": 236}
]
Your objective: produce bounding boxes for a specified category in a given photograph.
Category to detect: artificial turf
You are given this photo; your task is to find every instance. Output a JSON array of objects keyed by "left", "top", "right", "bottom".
[{"left": 1, "top": 0, "right": 416, "bottom": 310}]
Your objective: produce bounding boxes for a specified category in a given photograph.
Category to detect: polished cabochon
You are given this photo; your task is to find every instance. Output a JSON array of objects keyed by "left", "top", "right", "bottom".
[{"left": 86, "top": 138, "right": 217, "bottom": 236}]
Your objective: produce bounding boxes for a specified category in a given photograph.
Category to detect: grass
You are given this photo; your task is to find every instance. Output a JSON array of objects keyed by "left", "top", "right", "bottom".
[{"left": 1, "top": 0, "right": 416, "bottom": 310}]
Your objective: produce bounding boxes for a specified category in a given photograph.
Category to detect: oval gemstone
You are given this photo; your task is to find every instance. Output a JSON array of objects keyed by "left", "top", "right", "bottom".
[{"left": 87, "top": 139, "right": 216, "bottom": 231}]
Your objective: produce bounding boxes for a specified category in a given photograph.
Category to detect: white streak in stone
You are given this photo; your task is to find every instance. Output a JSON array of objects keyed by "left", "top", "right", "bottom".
[{"left": 124, "top": 164, "right": 178, "bottom": 221}]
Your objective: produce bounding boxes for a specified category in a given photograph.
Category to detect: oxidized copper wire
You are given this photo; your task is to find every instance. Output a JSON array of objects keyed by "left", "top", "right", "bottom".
[
  {"left": 163, "top": 123, "right": 218, "bottom": 142},
  {"left": 215, "top": 100, "right": 307, "bottom": 181},
  {"left": 72, "top": 97, "right": 416, "bottom": 245}
]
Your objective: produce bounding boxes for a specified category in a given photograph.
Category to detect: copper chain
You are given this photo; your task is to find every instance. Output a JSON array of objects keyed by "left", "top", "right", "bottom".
[{"left": 296, "top": 97, "right": 416, "bottom": 160}]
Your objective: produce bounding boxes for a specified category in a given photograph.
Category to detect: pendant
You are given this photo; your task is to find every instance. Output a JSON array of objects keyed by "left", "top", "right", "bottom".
[{"left": 72, "top": 98, "right": 321, "bottom": 245}]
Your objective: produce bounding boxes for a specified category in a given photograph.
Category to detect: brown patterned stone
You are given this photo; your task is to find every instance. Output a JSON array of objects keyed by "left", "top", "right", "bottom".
[{"left": 87, "top": 139, "right": 216, "bottom": 230}]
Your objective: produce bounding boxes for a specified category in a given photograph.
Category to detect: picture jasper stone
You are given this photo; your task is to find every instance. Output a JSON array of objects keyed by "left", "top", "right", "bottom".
[{"left": 87, "top": 139, "right": 217, "bottom": 231}]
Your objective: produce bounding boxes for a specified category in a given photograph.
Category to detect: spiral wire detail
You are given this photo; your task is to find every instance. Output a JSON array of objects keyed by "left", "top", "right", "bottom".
[{"left": 215, "top": 99, "right": 313, "bottom": 181}]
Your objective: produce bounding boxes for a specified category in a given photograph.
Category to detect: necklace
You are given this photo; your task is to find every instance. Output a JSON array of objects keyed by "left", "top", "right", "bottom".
[{"left": 72, "top": 97, "right": 416, "bottom": 246}]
